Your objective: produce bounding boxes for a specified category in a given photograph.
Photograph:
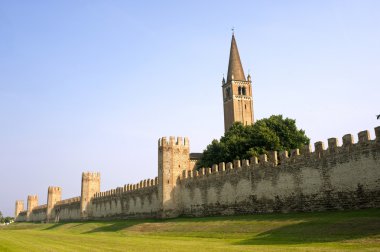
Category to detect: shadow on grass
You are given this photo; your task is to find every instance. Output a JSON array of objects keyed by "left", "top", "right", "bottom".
[
  {"left": 40, "top": 219, "right": 147, "bottom": 233},
  {"left": 40, "top": 208, "right": 380, "bottom": 243},
  {"left": 82, "top": 219, "right": 160, "bottom": 234},
  {"left": 43, "top": 223, "right": 66, "bottom": 230},
  {"left": 43, "top": 222, "right": 85, "bottom": 230},
  {"left": 167, "top": 208, "right": 380, "bottom": 224},
  {"left": 235, "top": 216, "right": 380, "bottom": 245}
]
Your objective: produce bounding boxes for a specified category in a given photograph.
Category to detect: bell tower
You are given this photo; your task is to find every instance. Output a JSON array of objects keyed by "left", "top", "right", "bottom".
[{"left": 222, "top": 33, "right": 254, "bottom": 131}]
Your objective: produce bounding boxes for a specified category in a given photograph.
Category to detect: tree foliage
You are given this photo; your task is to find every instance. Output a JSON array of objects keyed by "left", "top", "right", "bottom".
[
  {"left": 0, "top": 211, "right": 14, "bottom": 224},
  {"left": 3, "top": 216, "right": 14, "bottom": 223},
  {"left": 197, "top": 115, "right": 310, "bottom": 168}
]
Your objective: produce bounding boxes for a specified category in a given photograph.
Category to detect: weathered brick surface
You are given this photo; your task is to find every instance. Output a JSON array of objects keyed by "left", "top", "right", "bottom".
[
  {"left": 91, "top": 185, "right": 159, "bottom": 219},
  {"left": 14, "top": 200, "right": 24, "bottom": 220},
  {"left": 29, "top": 204, "right": 47, "bottom": 222},
  {"left": 47, "top": 186, "right": 61, "bottom": 222},
  {"left": 178, "top": 138, "right": 380, "bottom": 217},
  {"left": 15, "top": 210, "right": 27, "bottom": 222},
  {"left": 54, "top": 197, "right": 81, "bottom": 221},
  {"left": 80, "top": 172, "right": 100, "bottom": 219}
]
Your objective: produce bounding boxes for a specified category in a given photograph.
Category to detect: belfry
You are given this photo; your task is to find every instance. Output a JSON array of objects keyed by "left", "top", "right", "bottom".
[{"left": 222, "top": 34, "right": 254, "bottom": 131}]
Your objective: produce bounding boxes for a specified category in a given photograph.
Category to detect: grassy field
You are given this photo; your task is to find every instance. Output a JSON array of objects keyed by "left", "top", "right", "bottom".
[{"left": 1, "top": 209, "right": 380, "bottom": 252}]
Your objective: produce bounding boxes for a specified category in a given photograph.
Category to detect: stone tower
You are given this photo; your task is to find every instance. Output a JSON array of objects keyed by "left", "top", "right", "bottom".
[
  {"left": 158, "top": 136, "right": 189, "bottom": 218},
  {"left": 222, "top": 34, "right": 254, "bottom": 131},
  {"left": 27, "top": 195, "right": 38, "bottom": 220},
  {"left": 80, "top": 172, "right": 100, "bottom": 219},
  {"left": 15, "top": 200, "right": 24, "bottom": 218},
  {"left": 46, "top": 186, "right": 62, "bottom": 222}
]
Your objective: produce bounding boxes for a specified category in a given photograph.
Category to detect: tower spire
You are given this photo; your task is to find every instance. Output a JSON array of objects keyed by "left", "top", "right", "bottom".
[
  {"left": 222, "top": 33, "right": 254, "bottom": 131},
  {"left": 227, "top": 34, "right": 246, "bottom": 82}
]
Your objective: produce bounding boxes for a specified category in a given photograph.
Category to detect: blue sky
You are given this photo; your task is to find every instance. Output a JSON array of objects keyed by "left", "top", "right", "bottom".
[{"left": 1, "top": 1, "right": 379, "bottom": 216}]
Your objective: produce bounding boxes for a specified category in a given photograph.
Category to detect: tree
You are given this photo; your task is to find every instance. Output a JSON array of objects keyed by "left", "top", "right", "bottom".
[
  {"left": 3, "top": 217, "right": 14, "bottom": 223},
  {"left": 197, "top": 115, "right": 310, "bottom": 168},
  {"left": 0, "top": 211, "right": 3, "bottom": 223}
]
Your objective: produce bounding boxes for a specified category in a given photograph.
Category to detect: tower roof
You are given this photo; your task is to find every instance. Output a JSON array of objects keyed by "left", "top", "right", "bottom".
[{"left": 227, "top": 34, "right": 246, "bottom": 82}]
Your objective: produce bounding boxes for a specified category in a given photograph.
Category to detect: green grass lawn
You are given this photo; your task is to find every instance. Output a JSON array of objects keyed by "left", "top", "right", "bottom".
[{"left": 1, "top": 209, "right": 380, "bottom": 251}]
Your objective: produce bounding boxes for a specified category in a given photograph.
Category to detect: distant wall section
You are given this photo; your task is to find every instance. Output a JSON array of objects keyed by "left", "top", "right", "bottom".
[
  {"left": 92, "top": 178, "right": 159, "bottom": 219},
  {"left": 54, "top": 197, "right": 81, "bottom": 221}
]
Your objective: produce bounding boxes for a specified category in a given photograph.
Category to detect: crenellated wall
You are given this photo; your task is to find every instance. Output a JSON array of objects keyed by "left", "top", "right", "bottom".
[
  {"left": 54, "top": 197, "right": 81, "bottom": 221},
  {"left": 92, "top": 179, "right": 159, "bottom": 219},
  {"left": 16, "top": 210, "right": 27, "bottom": 222},
  {"left": 29, "top": 204, "right": 47, "bottom": 222},
  {"left": 14, "top": 127, "right": 380, "bottom": 222},
  {"left": 176, "top": 128, "right": 380, "bottom": 216}
]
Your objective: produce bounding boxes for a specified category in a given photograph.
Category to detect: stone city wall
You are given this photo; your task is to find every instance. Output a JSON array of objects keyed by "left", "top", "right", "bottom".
[
  {"left": 29, "top": 204, "right": 47, "bottom": 222},
  {"left": 14, "top": 126, "right": 380, "bottom": 222},
  {"left": 53, "top": 197, "right": 81, "bottom": 221},
  {"left": 176, "top": 129, "right": 380, "bottom": 216},
  {"left": 15, "top": 210, "right": 27, "bottom": 222},
  {"left": 92, "top": 178, "right": 159, "bottom": 219}
]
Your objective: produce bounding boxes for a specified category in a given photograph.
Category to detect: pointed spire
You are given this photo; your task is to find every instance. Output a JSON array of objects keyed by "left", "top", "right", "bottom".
[{"left": 227, "top": 34, "right": 246, "bottom": 82}]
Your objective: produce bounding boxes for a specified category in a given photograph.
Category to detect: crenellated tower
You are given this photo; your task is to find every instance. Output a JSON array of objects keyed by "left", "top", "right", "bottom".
[
  {"left": 27, "top": 195, "right": 38, "bottom": 221},
  {"left": 80, "top": 172, "right": 100, "bottom": 219},
  {"left": 47, "top": 186, "right": 62, "bottom": 222},
  {"left": 222, "top": 33, "right": 254, "bottom": 131},
  {"left": 15, "top": 200, "right": 24, "bottom": 218},
  {"left": 158, "top": 136, "right": 190, "bottom": 218}
]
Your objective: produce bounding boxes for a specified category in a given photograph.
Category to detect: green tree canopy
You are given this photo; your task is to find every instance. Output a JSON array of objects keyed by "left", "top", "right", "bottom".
[
  {"left": 3, "top": 216, "right": 14, "bottom": 223},
  {"left": 197, "top": 115, "right": 310, "bottom": 168}
]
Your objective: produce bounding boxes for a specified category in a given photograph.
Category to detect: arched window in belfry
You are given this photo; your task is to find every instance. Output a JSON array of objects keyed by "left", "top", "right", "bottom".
[
  {"left": 242, "top": 87, "right": 246, "bottom": 95},
  {"left": 238, "top": 86, "right": 242, "bottom": 95}
]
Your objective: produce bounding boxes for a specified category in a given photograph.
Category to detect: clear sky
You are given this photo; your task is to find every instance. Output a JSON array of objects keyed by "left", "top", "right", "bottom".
[{"left": 1, "top": 1, "right": 379, "bottom": 216}]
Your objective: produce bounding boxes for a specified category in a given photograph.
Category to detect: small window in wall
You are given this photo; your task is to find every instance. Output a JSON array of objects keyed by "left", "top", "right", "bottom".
[
  {"left": 238, "top": 86, "right": 242, "bottom": 95},
  {"left": 245, "top": 104, "right": 247, "bottom": 109},
  {"left": 226, "top": 87, "right": 231, "bottom": 98},
  {"left": 242, "top": 87, "right": 246, "bottom": 95}
]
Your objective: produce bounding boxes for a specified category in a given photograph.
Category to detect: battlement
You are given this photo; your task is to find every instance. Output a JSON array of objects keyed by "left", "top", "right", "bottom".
[
  {"left": 179, "top": 126, "right": 380, "bottom": 181},
  {"left": 15, "top": 200, "right": 24, "bottom": 218},
  {"left": 55, "top": 197, "right": 81, "bottom": 206},
  {"left": 82, "top": 172, "right": 101, "bottom": 179},
  {"left": 158, "top": 136, "right": 189, "bottom": 148},
  {"left": 48, "top": 186, "right": 61, "bottom": 192},
  {"left": 80, "top": 171, "right": 101, "bottom": 218},
  {"left": 27, "top": 195, "right": 38, "bottom": 200},
  {"left": 33, "top": 204, "right": 47, "bottom": 210},
  {"left": 93, "top": 177, "right": 158, "bottom": 199}
]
